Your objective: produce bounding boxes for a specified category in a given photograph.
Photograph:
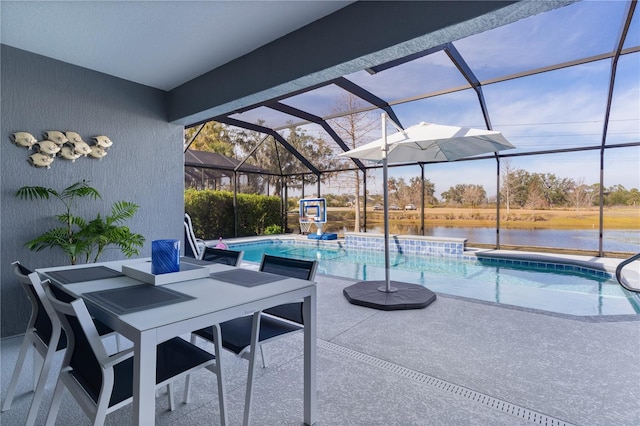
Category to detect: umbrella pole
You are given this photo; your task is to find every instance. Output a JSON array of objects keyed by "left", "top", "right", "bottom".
[{"left": 379, "top": 113, "right": 397, "bottom": 293}]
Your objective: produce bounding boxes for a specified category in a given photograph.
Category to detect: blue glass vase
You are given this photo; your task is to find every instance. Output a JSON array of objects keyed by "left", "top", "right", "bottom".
[{"left": 151, "top": 239, "right": 180, "bottom": 274}]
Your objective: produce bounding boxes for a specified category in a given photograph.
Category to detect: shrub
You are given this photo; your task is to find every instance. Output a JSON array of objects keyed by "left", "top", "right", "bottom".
[
  {"left": 185, "top": 189, "right": 282, "bottom": 238},
  {"left": 264, "top": 224, "right": 283, "bottom": 235}
]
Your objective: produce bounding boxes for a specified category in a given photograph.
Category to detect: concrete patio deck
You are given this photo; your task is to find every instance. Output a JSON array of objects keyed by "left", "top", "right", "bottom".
[{"left": 2, "top": 273, "right": 639, "bottom": 425}]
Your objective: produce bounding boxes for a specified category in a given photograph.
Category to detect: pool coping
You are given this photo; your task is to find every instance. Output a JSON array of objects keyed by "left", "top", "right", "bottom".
[{"left": 217, "top": 234, "right": 626, "bottom": 275}]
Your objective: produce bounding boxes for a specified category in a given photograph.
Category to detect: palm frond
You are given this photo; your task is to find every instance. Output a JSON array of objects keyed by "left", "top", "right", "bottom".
[
  {"left": 108, "top": 201, "right": 139, "bottom": 224},
  {"left": 15, "top": 186, "right": 58, "bottom": 200},
  {"left": 62, "top": 180, "right": 101, "bottom": 200},
  {"left": 24, "top": 228, "right": 69, "bottom": 251}
]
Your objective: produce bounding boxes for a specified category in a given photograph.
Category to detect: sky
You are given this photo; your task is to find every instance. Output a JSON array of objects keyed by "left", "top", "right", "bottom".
[
  {"left": 327, "top": 1, "right": 639, "bottom": 198},
  {"left": 230, "top": 1, "right": 640, "bottom": 198}
]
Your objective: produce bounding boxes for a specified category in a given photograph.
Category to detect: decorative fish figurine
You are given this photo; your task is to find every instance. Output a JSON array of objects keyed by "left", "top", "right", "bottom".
[
  {"left": 10, "top": 132, "right": 37, "bottom": 149},
  {"left": 35, "top": 140, "right": 61, "bottom": 155},
  {"left": 65, "top": 131, "right": 84, "bottom": 144},
  {"left": 43, "top": 131, "right": 68, "bottom": 145},
  {"left": 89, "top": 146, "right": 108, "bottom": 159},
  {"left": 70, "top": 140, "right": 92, "bottom": 156},
  {"left": 28, "top": 152, "right": 54, "bottom": 169},
  {"left": 58, "top": 145, "right": 82, "bottom": 161},
  {"left": 92, "top": 135, "right": 113, "bottom": 148}
]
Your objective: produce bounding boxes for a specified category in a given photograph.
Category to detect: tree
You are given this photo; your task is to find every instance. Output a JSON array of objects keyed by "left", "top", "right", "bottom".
[
  {"left": 604, "top": 184, "right": 640, "bottom": 206},
  {"left": 629, "top": 188, "right": 640, "bottom": 206},
  {"left": 408, "top": 176, "right": 437, "bottom": 205},
  {"left": 441, "top": 184, "right": 463, "bottom": 205},
  {"left": 462, "top": 184, "right": 487, "bottom": 210},
  {"left": 510, "top": 168, "right": 532, "bottom": 208},
  {"left": 184, "top": 121, "right": 235, "bottom": 156},
  {"left": 525, "top": 185, "right": 546, "bottom": 210},
  {"left": 233, "top": 121, "right": 339, "bottom": 196},
  {"left": 569, "top": 177, "right": 593, "bottom": 215},
  {"left": 501, "top": 159, "right": 515, "bottom": 215},
  {"left": 537, "top": 173, "right": 572, "bottom": 207},
  {"left": 441, "top": 184, "right": 486, "bottom": 208},
  {"left": 330, "top": 93, "right": 378, "bottom": 231}
]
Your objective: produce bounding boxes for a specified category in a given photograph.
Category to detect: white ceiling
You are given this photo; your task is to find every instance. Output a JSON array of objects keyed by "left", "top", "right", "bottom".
[{"left": 0, "top": 1, "right": 353, "bottom": 91}]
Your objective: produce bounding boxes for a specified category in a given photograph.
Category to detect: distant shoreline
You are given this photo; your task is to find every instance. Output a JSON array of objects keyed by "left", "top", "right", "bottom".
[{"left": 321, "top": 206, "right": 640, "bottom": 230}]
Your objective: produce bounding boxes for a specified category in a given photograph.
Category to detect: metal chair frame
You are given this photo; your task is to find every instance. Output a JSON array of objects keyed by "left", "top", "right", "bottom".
[{"left": 40, "top": 275, "right": 226, "bottom": 425}]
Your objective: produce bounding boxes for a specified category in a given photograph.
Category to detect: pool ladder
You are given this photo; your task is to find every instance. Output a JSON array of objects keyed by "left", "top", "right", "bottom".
[{"left": 616, "top": 252, "right": 640, "bottom": 293}]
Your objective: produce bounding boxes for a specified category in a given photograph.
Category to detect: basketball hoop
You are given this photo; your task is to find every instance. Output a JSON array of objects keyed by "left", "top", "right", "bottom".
[
  {"left": 299, "top": 220, "right": 312, "bottom": 234},
  {"left": 299, "top": 198, "right": 327, "bottom": 236}
]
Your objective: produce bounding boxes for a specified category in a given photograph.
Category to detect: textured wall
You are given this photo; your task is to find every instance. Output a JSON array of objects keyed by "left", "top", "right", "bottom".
[{"left": 1, "top": 46, "right": 184, "bottom": 337}]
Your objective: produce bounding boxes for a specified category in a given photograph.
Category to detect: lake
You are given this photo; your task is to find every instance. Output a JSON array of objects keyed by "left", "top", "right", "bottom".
[{"left": 350, "top": 225, "right": 639, "bottom": 253}]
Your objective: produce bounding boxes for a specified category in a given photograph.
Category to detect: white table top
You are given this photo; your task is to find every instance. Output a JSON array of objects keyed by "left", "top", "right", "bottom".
[{"left": 38, "top": 258, "right": 316, "bottom": 335}]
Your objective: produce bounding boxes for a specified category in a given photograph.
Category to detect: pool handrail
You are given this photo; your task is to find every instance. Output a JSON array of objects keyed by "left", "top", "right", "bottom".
[{"left": 616, "top": 252, "right": 640, "bottom": 293}]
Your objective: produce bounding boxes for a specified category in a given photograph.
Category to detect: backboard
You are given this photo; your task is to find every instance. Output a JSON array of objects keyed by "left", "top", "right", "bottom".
[{"left": 299, "top": 198, "right": 327, "bottom": 224}]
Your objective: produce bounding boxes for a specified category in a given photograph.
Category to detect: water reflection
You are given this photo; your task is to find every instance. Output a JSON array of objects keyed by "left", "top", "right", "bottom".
[{"left": 357, "top": 225, "right": 639, "bottom": 253}]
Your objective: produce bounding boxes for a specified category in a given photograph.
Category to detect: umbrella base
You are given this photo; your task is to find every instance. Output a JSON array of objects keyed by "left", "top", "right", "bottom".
[{"left": 343, "top": 281, "right": 436, "bottom": 311}]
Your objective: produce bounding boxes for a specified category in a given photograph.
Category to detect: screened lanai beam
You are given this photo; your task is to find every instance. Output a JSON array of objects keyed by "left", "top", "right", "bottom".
[
  {"left": 444, "top": 42, "right": 500, "bottom": 247},
  {"left": 333, "top": 77, "right": 403, "bottom": 129},
  {"left": 266, "top": 101, "right": 366, "bottom": 172},
  {"left": 365, "top": 44, "right": 446, "bottom": 74},
  {"left": 229, "top": 80, "right": 335, "bottom": 116},
  {"left": 185, "top": 167, "right": 224, "bottom": 179},
  {"left": 600, "top": 0, "right": 635, "bottom": 150},
  {"left": 234, "top": 135, "right": 269, "bottom": 173},
  {"left": 183, "top": 123, "right": 205, "bottom": 153},
  {"left": 597, "top": 0, "right": 636, "bottom": 256},
  {"left": 444, "top": 43, "right": 493, "bottom": 130},
  {"left": 185, "top": 161, "right": 281, "bottom": 176},
  {"left": 268, "top": 44, "right": 640, "bottom": 134},
  {"left": 329, "top": 141, "right": 640, "bottom": 175},
  {"left": 214, "top": 115, "right": 321, "bottom": 177}
]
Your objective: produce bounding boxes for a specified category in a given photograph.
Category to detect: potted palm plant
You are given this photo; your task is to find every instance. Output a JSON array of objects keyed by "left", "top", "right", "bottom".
[{"left": 15, "top": 180, "right": 145, "bottom": 264}]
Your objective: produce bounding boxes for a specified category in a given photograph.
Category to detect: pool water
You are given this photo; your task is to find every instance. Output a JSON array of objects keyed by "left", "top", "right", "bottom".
[{"left": 233, "top": 242, "right": 640, "bottom": 317}]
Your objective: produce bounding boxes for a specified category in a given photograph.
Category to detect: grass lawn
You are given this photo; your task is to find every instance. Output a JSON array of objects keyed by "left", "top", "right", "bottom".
[{"left": 323, "top": 206, "right": 639, "bottom": 230}]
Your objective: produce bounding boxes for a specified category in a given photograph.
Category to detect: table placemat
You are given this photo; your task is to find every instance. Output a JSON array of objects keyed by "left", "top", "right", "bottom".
[
  {"left": 209, "top": 269, "right": 284, "bottom": 287},
  {"left": 180, "top": 256, "right": 213, "bottom": 266},
  {"left": 46, "top": 266, "right": 124, "bottom": 285},
  {"left": 83, "top": 285, "right": 195, "bottom": 315}
]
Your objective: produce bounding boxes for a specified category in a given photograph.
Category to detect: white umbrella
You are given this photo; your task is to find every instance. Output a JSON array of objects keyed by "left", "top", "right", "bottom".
[
  {"left": 343, "top": 121, "right": 514, "bottom": 164},
  {"left": 341, "top": 114, "right": 515, "bottom": 308}
]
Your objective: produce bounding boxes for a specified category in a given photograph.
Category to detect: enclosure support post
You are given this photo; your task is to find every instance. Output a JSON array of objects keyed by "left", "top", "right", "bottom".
[
  {"left": 283, "top": 179, "right": 288, "bottom": 233},
  {"left": 233, "top": 171, "right": 238, "bottom": 238},
  {"left": 597, "top": 0, "right": 633, "bottom": 256},
  {"left": 420, "top": 163, "right": 425, "bottom": 236},
  {"left": 495, "top": 154, "right": 501, "bottom": 250},
  {"left": 363, "top": 170, "right": 367, "bottom": 232}
]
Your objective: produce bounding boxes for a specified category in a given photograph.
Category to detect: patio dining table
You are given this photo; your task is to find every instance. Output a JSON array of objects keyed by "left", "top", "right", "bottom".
[{"left": 37, "top": 257, "right": 317, "bottom": 425}]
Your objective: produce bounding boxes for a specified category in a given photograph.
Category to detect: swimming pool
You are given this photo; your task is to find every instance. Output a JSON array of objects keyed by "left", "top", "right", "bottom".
[{"left": 229, "top": 240, "right": 640, "bottom": 317}]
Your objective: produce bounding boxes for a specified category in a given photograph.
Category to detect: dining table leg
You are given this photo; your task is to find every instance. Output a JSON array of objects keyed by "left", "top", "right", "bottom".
[
  {"left": 303, "top": 288, "right": 317, "bottom": 425},
  {"left": 243, "top": 311, "right": 262, "bottom": 426},
  {"left": 211, "top": 324, "right": 228, "bottom": 425},
  {"left": 133, "top": 329, "right": 157, "bottom": 425}
]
